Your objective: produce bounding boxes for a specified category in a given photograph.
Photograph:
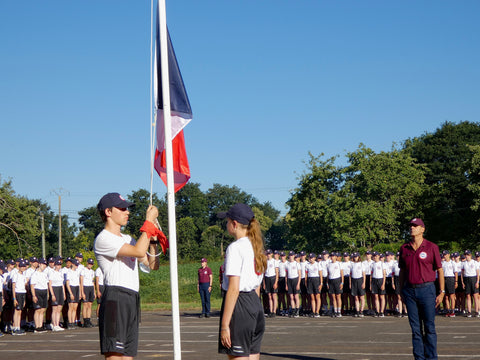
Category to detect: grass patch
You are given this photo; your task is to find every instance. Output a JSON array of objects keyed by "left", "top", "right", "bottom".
[{"left": 139, "top": 260, "right": 223, "bottom": 311}]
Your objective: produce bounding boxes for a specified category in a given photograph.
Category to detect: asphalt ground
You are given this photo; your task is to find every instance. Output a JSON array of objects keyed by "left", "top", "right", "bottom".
[{"left": 0, "top": 312, "right": 479, "bottom": 360}]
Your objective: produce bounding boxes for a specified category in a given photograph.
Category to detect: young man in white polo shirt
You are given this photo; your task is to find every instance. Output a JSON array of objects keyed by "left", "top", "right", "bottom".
[{"left": 94, "top": 192, "right": 162, "bottom": 359}]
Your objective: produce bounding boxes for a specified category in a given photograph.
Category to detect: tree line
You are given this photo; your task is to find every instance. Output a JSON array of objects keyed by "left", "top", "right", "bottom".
[{"left": 1, "top": 121, "right": 480, "bottom": 260}]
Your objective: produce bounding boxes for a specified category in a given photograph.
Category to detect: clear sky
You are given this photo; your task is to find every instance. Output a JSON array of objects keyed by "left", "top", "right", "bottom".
[{"left": 1, "top": 1, "right": 479, "bottom": 221}]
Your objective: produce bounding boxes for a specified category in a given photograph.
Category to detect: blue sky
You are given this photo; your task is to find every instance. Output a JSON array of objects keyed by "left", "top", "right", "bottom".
[{"left": 1, "top": 1, "right": 479, "bottom": 221}]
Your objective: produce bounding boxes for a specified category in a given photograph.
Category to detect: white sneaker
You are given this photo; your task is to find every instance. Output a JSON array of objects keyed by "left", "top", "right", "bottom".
[{"left": 53, "top": 325, "right": 65, "bottom": 332}]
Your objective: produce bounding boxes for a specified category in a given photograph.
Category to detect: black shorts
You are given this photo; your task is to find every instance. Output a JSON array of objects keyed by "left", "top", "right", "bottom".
[
  {"left": 464, "top": 276, "right": 479, "bottom": 295},
  {"left": 371, "top": 278, "right": 386, "bottom": 295},
  {"left": 15, "top": 293, "right": 26, "bottom": 310},
  {"left": 445, "top": 277, "right": 456, "bottom": 295},
  {"left": 394, "top": 276, "right": 401, "bottom": 295},
  {"left": 287, "top": 278, "right": 300, "bottom": 295},
  {"left": 264, "top": 276, "right": 277, "bottom": 294},
  {"left": 351, "top": 278, "right": 366, "bottom": 297},
  {"left": 307, "top": 277, "right": 321, "bottom": 295},
  {"left": 97, "top": 285, "right": 105, "bottom": 304},
  {"left": 300, "top": 278, "right": 307, "bottom": 295},
  {"left": 321, "top": 277, "right": 328, "bottom": 294},
  {"left": 83, "top": 286, "right": 95, "bottom": 303},
  {"left": 385, "top": 277, "right": 394, "bottom": 295},
  {"left": 328, "top": 278, "right": 343, "bottom": 295},
  {"left": 277, "top": 277, "right": 286, "bottom": 293},
  {"left": 218, "top": 290, "right": 265, "bottom": 357},
  {"left": 68, "top": 286, "right": 80, "bottom": 303},
  {"left": 0, "top": 294, "right": 2, "bottom": 312},
  {"left": 33, "top": 289, "right": 48, "bottom": 309},
  {"left": 51, "top": 286, "right": 65, "bottom": 306},
  {"left": 342, "top": 276, "right": 351, "bottom": 294},
  {"left": 99, "top": 285, "right": 140, "bottom": 357},
  {"left": 365, "top": 275, "right": 372, "bottom": 294}
]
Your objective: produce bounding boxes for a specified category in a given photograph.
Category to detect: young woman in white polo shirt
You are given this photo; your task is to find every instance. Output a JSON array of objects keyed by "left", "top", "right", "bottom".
[
  {"left": 305, "top": 253, "right": 322, "bottom": 317},
  {"left": 326, "top": 252, "right": 344, "bottom": 317},
  {"left": 370, "top": 252, "right": 386, "bottom": 317},
  {"left": 218, "top": 203, "right": 267, "bottom": 359},
  {"left": 285, "top": 251, "right": 301, "bottom": 317},
  {"left": 461, "top": 250, "right": 480, "bottom": 317},
  {"left": 350, "top": 252, "right": 366, "bottom": 317}
]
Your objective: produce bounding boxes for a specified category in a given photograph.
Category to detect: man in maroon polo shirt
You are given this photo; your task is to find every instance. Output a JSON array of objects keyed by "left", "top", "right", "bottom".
[
  {"left": 399, "top": 218, "right": 445, "bottom": 360},
  {"left": 198, "top": 258, "right": 213, "bottom": 318}
]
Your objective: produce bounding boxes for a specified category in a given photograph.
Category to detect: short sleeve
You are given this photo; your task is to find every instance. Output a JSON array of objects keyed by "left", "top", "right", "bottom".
[{"left": 225, "top": 243, "right": 241, "bottom": 277}]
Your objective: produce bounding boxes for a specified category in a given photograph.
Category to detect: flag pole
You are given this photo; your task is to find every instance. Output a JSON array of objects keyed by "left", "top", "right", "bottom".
[{"left": 157, "top": 0, "right": 182, "bottom": 359}]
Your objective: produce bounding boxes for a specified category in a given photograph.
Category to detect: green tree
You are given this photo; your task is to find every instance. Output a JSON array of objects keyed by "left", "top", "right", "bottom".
[
  {"left": 199, "top": 225, "right": 224, "bottom": 259},
  {"left": 175, "top": 182, "right": 208, "bottom": 233},
  {"left": 125, "top": 189, "right": 167, "bottom": 236},
  {"left": 206, "top": 184, "right": 256, "bottom": 224},
  {"left": 176, "top": 217, "right": 199, "bottom": 260},
  {"left": 404, "top": 121, "right": 480, "bottom": 249},
  {"left": 0, "top": 178, "right": 42, "bottom": 259}
]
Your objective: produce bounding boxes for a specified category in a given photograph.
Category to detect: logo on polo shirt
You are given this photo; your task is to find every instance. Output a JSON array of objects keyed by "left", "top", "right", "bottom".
[{"left": 419, "top": 252, "right": 427, "bottom": 260}]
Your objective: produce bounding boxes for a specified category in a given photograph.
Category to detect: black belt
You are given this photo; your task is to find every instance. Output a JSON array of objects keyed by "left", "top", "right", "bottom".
[{"left": 408, "top": 281, "right": 434, "bottom": 288}]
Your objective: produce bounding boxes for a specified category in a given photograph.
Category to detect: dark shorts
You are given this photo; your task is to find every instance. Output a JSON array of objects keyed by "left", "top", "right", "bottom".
[
  {"left": 99, "top": 285, "right": 140, "bottom": 357},
  {"left": 445, "top": 277, "right": 455, "bottom": 295},
  {"left": 15, "top": 293, "right": 26, "bottom": 310},
  {"left": 264, "top": 276, "right": 277, "bottom": 294},
  {"left": 328, "top": 278, "right": 343, "bottom": 295},
  {"left": 300, "top": 278, "right": 307, "bottom": 295},
  {"left": 365, "top": 275, "right": 372, "bottom": 294},
  {"left": 277, "top": 277, "right": 286, "bottom": 293},
  {"left": 0, "top": 294, "right": 2, "bottom": 312},
  {"left": 51, "top": 286, "right": 65, "bottom": 306},
  {"left": 83, "top": 286, "right": 95, "bottom": 303},
  {"left": 97, "top": 285, "right": 105, "bottom": 304},
  {"left": 394, "top": 276, "right": 401, "bottom": 295},
  {"left": 68, "top": 286, "right": 80, "bottom": 303},
  {"left": 343, "top": 276, "right": 351, "bottom": 294},
  {"left": 464, "top": 276, "right": 479, "bottom": 295},
  {"left": 307, "top": 277, "right": 321, "bottom": 295},
  {"left": 385, "top": 277, "right": 394, "bottom": 295},
  {"left": 287, "top": 278, "right": 300, "bottom": 295},
  {"left": 351, "top": 278, "right": 366, "bottom": 297},
  {"left": 33, "top": 289, "right": 48, "bottom": 309},
  {"left": 371, "top": 278, "right": 386, "bottom": 295},
  {"left": 218, "top": 290, "right": 265, "bottom": 357},
  {"left": 321, "top": 277, "right": 328, "bottom": 294}
]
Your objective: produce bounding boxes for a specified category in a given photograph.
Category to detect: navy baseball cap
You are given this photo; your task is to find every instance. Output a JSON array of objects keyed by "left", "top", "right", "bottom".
[
  {"left": 299, "top": 251, "right": 306, "bottom": 256},
  {"left": 97, "top": 192, "right": 134, "bottom": 211},
  {"left": 75, "top": 253, "right": 84, "bottom": 258},
  {"left": 280, "top": 251, "right": 286, "bottom": 256},
  {"left": 55, "top": 260, "right": 62, "bottom": 265},
  {"left": 321, "top": 250, "right": 329, "bottom": 255},
  {"left": 29, "top": 256, "right": 38, "bottom": 263},
  {"left": 87, "top": 258, "right": 94, "bottom": 264},
  {"left": 39, "top": 258, "right": 47, "bottom": 265},
  {"left": 309, "top": 253, "right": 316, "bottom": 258},
  {"left": 288, "top": 251, "right": 295, "bottom": 257},
  {"left": 217, "top": 203, "right": 254, "bottom": 225},
  {"left": 464, "top": 250, "right": 472, "bottom": 255},
  {"left": 266, "top": 249, "right": 273, "bottom": 254}
]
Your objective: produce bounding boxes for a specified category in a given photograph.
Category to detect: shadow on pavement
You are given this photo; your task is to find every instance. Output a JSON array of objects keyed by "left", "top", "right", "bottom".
[{"left": 261, "top": 352, "right": 335, "bottom": 360}]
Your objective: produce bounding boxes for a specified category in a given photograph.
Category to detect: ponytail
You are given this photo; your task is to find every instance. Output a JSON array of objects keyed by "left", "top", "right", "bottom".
[{"left": 247, "top": 218, "right": 267, "bottom": 274}]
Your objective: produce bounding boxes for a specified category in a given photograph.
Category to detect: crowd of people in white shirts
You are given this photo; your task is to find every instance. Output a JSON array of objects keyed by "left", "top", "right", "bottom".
[
  {"left": 260, "top": 249, "right": 480, "bottom": 319},
  {"left": 0, "top": 253, "right": 105, "bottom": 336}
]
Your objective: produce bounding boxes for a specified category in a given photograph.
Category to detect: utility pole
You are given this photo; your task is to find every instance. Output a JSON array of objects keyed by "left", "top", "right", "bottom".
[
  {"left": 40, "top": 212, "right": 46, "bottom": 258},
  {"left": 51, "top": 188, "right": 69, "bottom": 257}
]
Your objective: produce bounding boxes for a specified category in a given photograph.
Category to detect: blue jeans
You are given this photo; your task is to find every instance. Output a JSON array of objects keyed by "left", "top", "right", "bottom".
[
  {"left": 199, "top": 282, "right": 211, "bottom": 315},
  {"left": 402, "top": 283, "right": 437, "bottom": 360}
]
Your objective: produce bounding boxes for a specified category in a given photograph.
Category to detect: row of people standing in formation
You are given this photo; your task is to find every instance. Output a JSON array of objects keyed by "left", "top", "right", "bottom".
[
  {"left": 0, "top": 253, "right": 105, "bottom": 336},
  {"left": 259, "top": 248, "right": 480, "bottom": 319}
]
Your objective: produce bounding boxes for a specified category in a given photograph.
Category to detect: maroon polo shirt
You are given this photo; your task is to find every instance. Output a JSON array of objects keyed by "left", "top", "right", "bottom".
[
  {"left": 198, "top": 266, "right": 212, "bottom": 284},
  {"left": 399, "top": 238, "right": 442, "bottom": 285}
]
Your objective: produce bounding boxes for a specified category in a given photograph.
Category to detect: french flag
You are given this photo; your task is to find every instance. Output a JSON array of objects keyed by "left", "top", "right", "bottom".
[{"left": 154, "top": 20, "right": 192, "bottom": 192}]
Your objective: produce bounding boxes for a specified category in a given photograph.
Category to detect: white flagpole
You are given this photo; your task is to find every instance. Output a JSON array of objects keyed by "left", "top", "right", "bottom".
[{"left": 157, "top": 1, "right": 182, "bottom": 359}]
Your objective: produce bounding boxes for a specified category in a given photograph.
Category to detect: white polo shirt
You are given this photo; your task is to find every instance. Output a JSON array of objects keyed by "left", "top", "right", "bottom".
[
  {"left": 222, "top": 236, "right": 263, "bottom": 292},
  {"left": 94, "top": 229, "right": 140, "bottom": 292}
]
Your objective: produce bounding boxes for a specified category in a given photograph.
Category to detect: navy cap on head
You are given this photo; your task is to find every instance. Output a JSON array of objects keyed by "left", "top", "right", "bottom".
[
  {"left": 75, "top": 253, "right": 83, "bottom": 258},
  {"left": 66, "top": 257, "right": 73, "bottom": 262},
  {"left": 309, "top": 253, "right": 316, "bottom": 259},
  {"left": 331, "top": 252, "right": 338, "bottom": 257},
  {"left": 321, "top": 250, "right": 329, "bottom": 255},
  {"left": 16, "top": 258, "right": 23, "bottom": 263},
  {"left": 97, "top": 192, "right": 134, "bottom": 212},
  {"left": 39, "top": 258, "right": 47, "bottom": 265},
  {"left": 55, "top": 260, "right": 62, "bottom": 266},
  {"left": 288, "top": 251, "right": 295, "bottom": 257},
  {"left": 353, "top": 252, "right": 360, "bottom": 257},
  {"left": 464, "top": 250, "right": 471, "bottom": 255},
  {"left": 294, "top": 253, "right": 300, "bottom": 259},
  {"left": 72, "top": 259, "right": 79, "bottom": 266},
  {"left": 280, "top": 251, "right": 286, "bottom": 256},
  {"left": 442, "top": 250, "right": 450, "bottom": 255},
  {"left": 7, "top": 259, "right": 15, "bottom": 265},
  {"left": 217, "top": 203, "right": 254, "bottom": 225},
  {"left": 380, "top": 253, "right": 385, "bottom": 258},
  {"left": 30, "top": 256, "right": 38, "bottom": 263},
  {"left": 384, "top": 251, "right": 391, "bottom": 256},
  {"left": 409, "top": 218, "right": 425, "bottom": 227},
  {"left": 266, "top": 249, "right": 273, "bottom": 254},
  {"left": 366, "top": 250, "right": 372, "bottom": 255},
  {"left": 373, "top": 251, "right": 379, "bottom": 256},
  {"left": 19, "top": 260, "right": 27, "bottom": 267},
  {"left": 273, "top": 250, "right": 279, "bottom": 254},
  {"left": 343, "top": 252, "right": 349, "bottom": 257},
  {"left": 299, "top": 251, "right": 306, "bottom": 256},
  {"left": 453, "top": 252, "right": 459, "bottom": 257},
  {"left": 460, "top": 254, "right": 466, "bottom": 259},
  {"left": 87, "top": 258, "right": 94, "bottom": 264},
  {"left": 475, "top": 251, "right": 480, "bottom": 257}
]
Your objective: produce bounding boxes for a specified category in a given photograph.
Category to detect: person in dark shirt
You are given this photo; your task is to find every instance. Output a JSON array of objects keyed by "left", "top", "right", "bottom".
[
  {"left": 198, "top": 258, "right": 213, "bottom": 318},
  {"left": 399, "top": 218, "right": 444, "bottom": 360}
]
